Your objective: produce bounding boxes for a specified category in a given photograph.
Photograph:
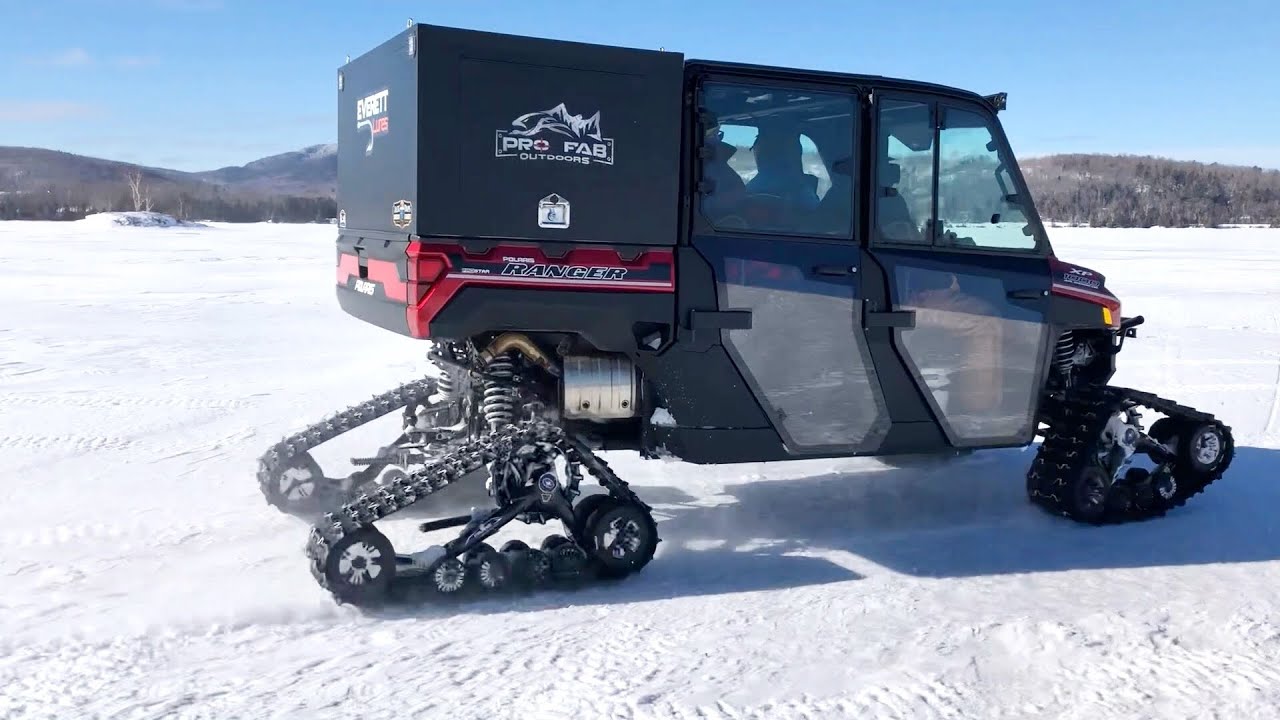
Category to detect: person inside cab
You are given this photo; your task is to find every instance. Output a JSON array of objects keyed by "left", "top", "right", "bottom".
[{"left": 747, "top": 125, "right": 821, "bottom": 212}]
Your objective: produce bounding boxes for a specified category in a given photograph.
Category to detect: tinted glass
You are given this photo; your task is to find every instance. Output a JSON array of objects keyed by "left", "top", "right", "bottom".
[
  {"left": 890, "top": 262, "right": 1046, "bottom": 444},
  {"left": 937, "top": 108, "right": 1037, "bottom": 251},
  {"left": 876, "top": 100, "right": 934, "bottom": 244},
  {"left": 705, "top": 237, "right": 889, "bottom": 450},
  {"left": 699, "top": 83, "right": 855, "bottom": 237}
]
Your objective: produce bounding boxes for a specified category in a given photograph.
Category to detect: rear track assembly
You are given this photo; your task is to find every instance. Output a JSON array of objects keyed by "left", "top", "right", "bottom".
[{"left": 304, "top": 419, "right": 658, "bottom": 606}]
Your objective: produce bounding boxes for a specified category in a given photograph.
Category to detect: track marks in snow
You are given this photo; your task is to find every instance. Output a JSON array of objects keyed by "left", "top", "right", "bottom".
[
  {"left": 0, "top": 391, "right": 260, "bottom": 413},
  {"left": 1, "top": 517, "right": 234, "bottom": 550},
  {"left": 0, "top": 434, "right": 137, "bottom": 454}
]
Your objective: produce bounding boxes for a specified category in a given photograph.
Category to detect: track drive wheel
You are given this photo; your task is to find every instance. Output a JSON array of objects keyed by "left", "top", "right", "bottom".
[
  {"left": 324, "top": 526, "right": 396, "bottom": 606},
  {"left": 582, "top": 501, "right": 659, "bottom": 579}
]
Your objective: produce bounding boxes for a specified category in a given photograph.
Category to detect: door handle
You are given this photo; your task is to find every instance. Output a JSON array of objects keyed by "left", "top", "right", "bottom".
[
  {"left": 1007, "top": 288, "right": 1047, "bottom": 300},
  {"left": 865, "top": 310, "right": 915, "bottom": 328},
  {"left": 814, "top": 264, "right": 857, "bottom": 277}
]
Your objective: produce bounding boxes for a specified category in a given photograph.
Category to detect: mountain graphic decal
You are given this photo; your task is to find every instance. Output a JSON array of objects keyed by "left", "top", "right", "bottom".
[
  {"left": 494, "top": 103, "right": 615, "bottom": 166},
  {"left": 508, "top": 104, "right": 604, "bottom": 141}
]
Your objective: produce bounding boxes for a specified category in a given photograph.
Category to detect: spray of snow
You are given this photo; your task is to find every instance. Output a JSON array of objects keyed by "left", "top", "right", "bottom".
[{"left": 78, "top": 211, "right": 209, "bottom": 228}]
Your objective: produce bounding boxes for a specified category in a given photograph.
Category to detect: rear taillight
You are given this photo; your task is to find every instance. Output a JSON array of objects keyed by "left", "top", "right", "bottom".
[{"left": 406, "top": 242, "right": 450, "bottom": 304}]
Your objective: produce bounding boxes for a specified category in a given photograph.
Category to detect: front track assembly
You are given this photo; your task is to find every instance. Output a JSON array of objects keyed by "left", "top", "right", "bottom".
[
  {"left": 1027, "top": 385, "right": 1234, "bottom": 524},
  {"left": 305, "top": 420, "right": 659, "bottom": 607}
]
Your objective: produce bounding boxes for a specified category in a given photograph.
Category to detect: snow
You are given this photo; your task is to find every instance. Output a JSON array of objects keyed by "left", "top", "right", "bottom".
[
  {"left": 650, "top": 407, "right": 677, "bottom": 427},
  {"left": 1, "top": 220, "right": 1279, "bottom": 719},
  {"left": 78, "top": 211, "right": 209, "bottom": 228}
]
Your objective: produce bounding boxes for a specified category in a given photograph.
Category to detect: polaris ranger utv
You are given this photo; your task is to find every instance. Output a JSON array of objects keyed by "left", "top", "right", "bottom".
[{"left": 258, "top": 23, "right": 1234, "bottom": 606}]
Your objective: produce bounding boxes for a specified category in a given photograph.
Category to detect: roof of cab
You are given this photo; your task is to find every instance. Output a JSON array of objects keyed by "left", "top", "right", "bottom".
[{"left": 685, "top": 59, "right": 993, "bottom": 106}]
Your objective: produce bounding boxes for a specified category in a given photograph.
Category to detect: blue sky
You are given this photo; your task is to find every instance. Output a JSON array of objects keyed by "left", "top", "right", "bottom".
[{"left": 3, "top": 0, "right": 1278, "bottom": 171}]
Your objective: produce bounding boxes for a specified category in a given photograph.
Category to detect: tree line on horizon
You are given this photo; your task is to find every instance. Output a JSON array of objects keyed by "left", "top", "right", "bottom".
[
  {"left": 0, "top": 168, "right": 336, "bottom": 223},
  {"left": 1021, "top": 154, "right": 1280, "bottom": 228},
  {"left": 1, "top": 153, "right": 1278, "bottom": 227}
]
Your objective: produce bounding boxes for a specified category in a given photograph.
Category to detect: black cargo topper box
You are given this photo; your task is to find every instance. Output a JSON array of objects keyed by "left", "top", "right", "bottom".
[{"left": 337, "top": 23, "right": 685, "bottom": 246}]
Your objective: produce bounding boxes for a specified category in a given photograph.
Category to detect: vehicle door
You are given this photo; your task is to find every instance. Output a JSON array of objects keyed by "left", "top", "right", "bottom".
[
  {"left": 689, "top": 76, "right": 891, "bottom": 455},
  {"left": 864, "top": 93, "right": 1054, "bottom": 448}
]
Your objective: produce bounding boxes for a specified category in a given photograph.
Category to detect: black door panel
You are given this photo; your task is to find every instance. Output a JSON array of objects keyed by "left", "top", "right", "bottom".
[
  {"left": 873, "top": 249, "right": 1050, "bottom": 446},
  {"left": 694, "top": 235, "right": 890, "bottom": 453}
]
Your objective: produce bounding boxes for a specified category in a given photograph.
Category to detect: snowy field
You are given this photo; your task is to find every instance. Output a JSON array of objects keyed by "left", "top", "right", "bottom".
[{"left": 1, "top": 217, "right": 1278, "bottom": 720}]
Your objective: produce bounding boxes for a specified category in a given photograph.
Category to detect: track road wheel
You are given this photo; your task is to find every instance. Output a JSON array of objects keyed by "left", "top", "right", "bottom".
[
  {"left": 496, "top": 540, "right": 551, "bottom": 587},
  {"left": 471, "top": 546, "right": 510, "bottom": 591},
  {"left": 427, "top": 557, "right": 467, "bottom": 595},
  {"left": 541, "top": 534, "right": 570, "bottom": 552},
  {"left": 523, "top": 548, "right": 553, "bottom": 586},
  {"left": 324, "top": 526, "right": 395, "bottom": 606},
  {"left": 542, "top": 535, "right": 589, "bottom": 577},
  {"left": 583, "top": 502, "right": 659, "bottom": 579}
]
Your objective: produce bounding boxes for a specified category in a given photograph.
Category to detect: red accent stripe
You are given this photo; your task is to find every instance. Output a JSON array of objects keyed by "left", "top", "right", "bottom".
[
  {"left": 335, "top": 252, "right": 408, "bottom": 303},
  {"left": 1051, "top": 282, "right": 1120, "bottom": 312},
  {"left": 406, "top": 241, "right": 675, "bottom": 339},
  {"left": 336, "top": 252, "right": 358, "bottom": 284}
]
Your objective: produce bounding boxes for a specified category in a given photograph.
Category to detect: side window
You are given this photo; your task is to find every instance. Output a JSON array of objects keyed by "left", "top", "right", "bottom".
[
  {"left": 937, "top": 108, "right": 1036, "bottom": 250},
  {"left": 876, "top": 100, "right": 934, "bottom": 244},
  {"left": 699, "top": 82, "right": 855, "bottom": 237}
]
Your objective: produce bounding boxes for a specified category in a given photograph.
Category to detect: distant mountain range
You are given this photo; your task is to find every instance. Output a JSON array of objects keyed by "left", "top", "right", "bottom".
[
  {"left": 0, "top": 144, "right": 336, "bottom": 199},
  {"left": 1, "top": 144, "right": 1277, "bottom": 226}
]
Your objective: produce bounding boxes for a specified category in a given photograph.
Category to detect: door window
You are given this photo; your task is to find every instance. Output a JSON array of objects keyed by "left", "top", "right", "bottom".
[
  {"left": 874, "top": 97, "right": 1043, "bottom": 253},
  {"left": 937, "top": 108, "right": 1037, "bottom": 250},
  {"left": 698, "top": 82, "right": 856, "bottom": 238},
  {"left": 876, "top": 99, "right": 934, "bottom": 244}
]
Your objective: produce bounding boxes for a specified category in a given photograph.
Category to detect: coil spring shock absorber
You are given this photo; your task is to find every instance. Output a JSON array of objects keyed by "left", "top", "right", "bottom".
[
  {"left": 436, "top": 362, "right": 466, "bottom": 405},
  {"left": 1053, "top": 330, "right": 1076, "bottom": 383},
  {"left": 482, "top": 352, "right": 517, "bottom": 431}
]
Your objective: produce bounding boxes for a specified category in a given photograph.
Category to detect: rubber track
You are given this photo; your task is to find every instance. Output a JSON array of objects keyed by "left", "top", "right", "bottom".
[
  {"left": 256, "top": 377, "right": 438, "bottom": 514},
  {"left": 304, "top": 420, "right": 562, "bottom": 597},
  {"left": 1027, "top": 384, "right": 1234, "bottom": 524}
]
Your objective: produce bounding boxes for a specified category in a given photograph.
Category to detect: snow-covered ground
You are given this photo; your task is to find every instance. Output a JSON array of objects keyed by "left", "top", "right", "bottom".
[{"left": 0, "top": 220, "right": 1278, "bottom": 719}]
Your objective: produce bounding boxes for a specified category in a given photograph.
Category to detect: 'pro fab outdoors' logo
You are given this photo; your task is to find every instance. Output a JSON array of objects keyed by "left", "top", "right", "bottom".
[
  {"left": 495, "top": 103, "right": 614, "bottom": 166},
  {"left": 356, "top": 88, "right": 389, "bottom": 156}
]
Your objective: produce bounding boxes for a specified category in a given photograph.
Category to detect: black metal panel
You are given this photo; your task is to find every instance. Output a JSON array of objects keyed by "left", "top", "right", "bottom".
[
  {"left": 414, "top": 24, "right": 684, "bottom": 245},
  {"left": 336, "top": 285, "right": 409, "bottom": 337},
  {"left": 337, "top": 31, "right": 418, "bottom": 236},
  {"left": 429, "top": 286, "right": 673, "bottom": 353},
  {"left": 337, "top": 23, "right": 683, "bottom": 244}
]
